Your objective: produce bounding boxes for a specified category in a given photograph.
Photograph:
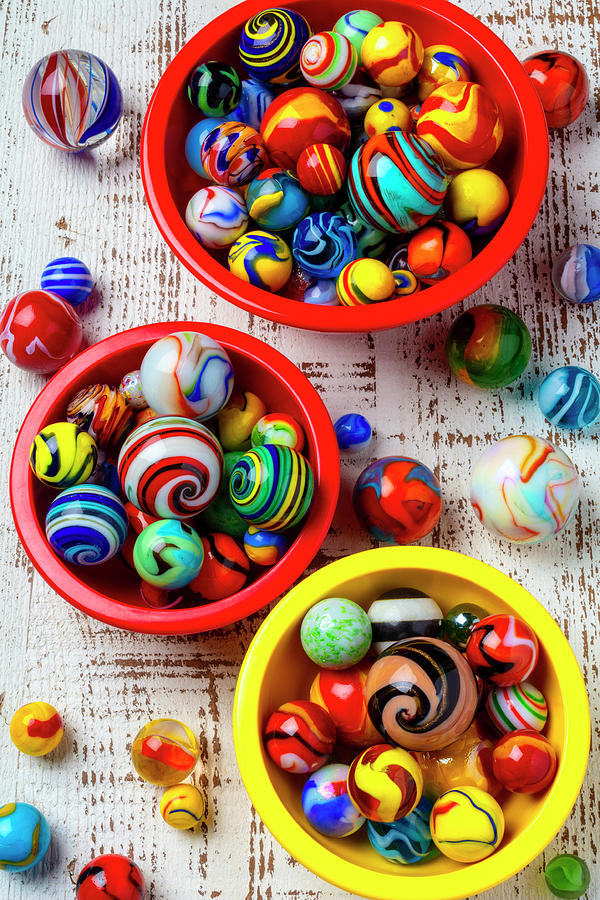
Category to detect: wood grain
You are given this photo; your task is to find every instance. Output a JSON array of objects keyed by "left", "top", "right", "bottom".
[{"left": 0, "top": 0, "right": 598, "bottom": 897}]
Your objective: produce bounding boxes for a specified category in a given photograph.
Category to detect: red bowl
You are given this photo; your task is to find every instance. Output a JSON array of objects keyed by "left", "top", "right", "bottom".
[
  {"left": 10, "top": 323, "right": 340, "bottom": 634},
  {"left": 141, "top": 0, "right": 549, "bottom": 333}
]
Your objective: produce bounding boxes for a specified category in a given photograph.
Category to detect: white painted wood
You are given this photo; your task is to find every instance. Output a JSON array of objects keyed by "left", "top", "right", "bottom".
[{"left": 0, "top": 0, "right": 598, "bottom": 897}]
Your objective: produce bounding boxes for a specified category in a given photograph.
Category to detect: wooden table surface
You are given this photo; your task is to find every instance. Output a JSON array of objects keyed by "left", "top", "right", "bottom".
[{"left": 0, "top": 0, "right": 598, "bottom": 897}]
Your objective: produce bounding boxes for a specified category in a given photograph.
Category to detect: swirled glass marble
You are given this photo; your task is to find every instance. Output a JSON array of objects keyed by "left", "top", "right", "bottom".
[
  {"left": 368, "top": 589, "right": 443, "bottom": 655},
  {"left": 187, "top": 61, "right": 241, "bottom": 116},
  {"left": 301, "top": 597, "right": 372, "bottom": 668},
  {"left": 243, "top": 526, "right": 288, "bottom": 566},
  {"left": 118, "top": 416, "right": 223, "bottom": 519},
  {"left": 160, "top": 785, "right": 205, "bottom": 831},
  {"left": 539, "top": 366, "right": 600, "bottom": 429},
  {"left": 189, "top": 532, "right": 249, "bottom": 599},
  {"left": 361, "top": 21, "right": 424, "bottom": 87},
  {"left": 22, "top": 50, "right": 122, "bottom": 151},
  {"left": 296, "top": 143, "right": 347, "bottom": 196},
  {"left": 445, "top": 169, "right": 510, "bottom": 238},
  {"left": 466, "top": 614, "right": 539, "bottom": 685},
  {"left": 9, "top": 702, "right": 64, "bottom": 757},
  {"left": 492, "top": 729, "right": 557, "bottom": 793},
  {"left": 185, "top": 186, "right": 249, "bottom": 249},
  {"left": 200, "top": 121, "right": 267, "bottom": 187},
  {"left": 133, "top": 519, "right": 204, "bottom": 589},
  {"left": 417, "top": 82, "right": 504, "bottom": 171},
  {"left": 228, "top": 230, "right": 293, "bottom": 290},
  {"left": 333, "top": 10, "right": 383, "bottom": 55},
  {"left": 417, "top": 45, "right": 471, "bottom": 102},
  {"left": 486, "top": 681, "right": 548, "bottom": 733},
  {"left": 260, "top": 87, "right": 350, "bottom": 169},
  {"left": 300, "top": 32, "right": 357, "bottom": 91},
  {"left": 545, "top": 854, "right": 591, "bottom": 899},
  {"left": 76, "top": 854, "right": 146, "bottom": 899},
  {"left": 264, "top": 700, "right": 336, "bottom": 773},
  {"left": 348, "top": 131, "right": 449, "bottom": 233},
  {"left": 40, "top": 256, "right": 93, "bottom": 306},
  {"left": 347, "top": 743, "right": 423, "bottom": 821},
  {"left": 0, "top": 802, "right": 51, "bottom": 871},
  {"left": 408, "top": 222, "right": 472, "bottom": 283},
  {"left": 334, "top": 413, "right": 372, "bottom": 452},
  {"left": 131, "top": 719, "right": 198, "bottom": 786},
  {"left": 309, "top": 660, "right": 380, "bottom": 747},
  {"left": 301, "top": 763, "right": 366, "bottom": 837},
  {"left": 30, "top": 422, "right": 97, "bottom": 489},
  {"left": 430, "top": 787, "right": 504, "bottom": 862},
  {"left": 337, "top": 258, "right": 396, "bottom": 305},
  {"left": 238, "top": 8, "right": 311, "bottom": 85},
  {"left": 552, "top": 244, "right": 600, "bottom": 304},
  {"left": 446, "top": 304, "right": 532, "bottom": 389},
  {"left": 185, "top": 116, "right": 236, "bottom": 177},
  {"left": 364, "top": 98, "right": 412, "bottom": 137},
  {"left": 119, "top": 370, "right": 147, "bottom": 409},
  {"left": 250, "top": 413, "right": 305, "bottom": 451},
  {"left": 232, "top": 78, "right": 276, "bottom": 130},
  {"left": 0, "top": 289, "right": 83, "bottom": 374},
  {"left": 367, "top": 797, "right": 435, "bottom": 864},
  {"left": 246, "top": 169, "right": 309, "bottom": 231},
  {"left": 45, "top": 485, "right": 128, "bottom": 565},
  {"left": 66, "top": 383, "right": 134, "bottom": 453},
  {"left": 139, "top": 332, "right": 234, "bottom": 420},
  {"left": 229, "top": 444, "right": 314, "bottom": 531},
  {"left": 523, "top": 51, "right": 589, "bottom": 129},
  {"left": 470, "top": 435, "right": 580, "bottom": 543},
  {"left": 292, "top": 212, "right": 357, "bottom": 278},
  {"left": 337, "top": 200, "right": 389, "bottom": 260},
  {"left": 366, "top": 637, "right": 478, "bottom": 750}
]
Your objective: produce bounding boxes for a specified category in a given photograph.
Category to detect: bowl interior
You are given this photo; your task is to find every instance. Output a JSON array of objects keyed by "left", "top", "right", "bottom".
[
  {"left": 142, "top": 0, "right": 549, "bottom": 331},
  {"left": 234, "top": 547, "right": 589, "bottom": 900},
  {"left": 11, "top": 323, "right": 339, "bottom": 634}
]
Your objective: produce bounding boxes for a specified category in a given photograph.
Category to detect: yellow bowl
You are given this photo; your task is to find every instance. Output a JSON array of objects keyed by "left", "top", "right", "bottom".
[{"left": 233, "top": 547, "right": 590, "bottom": 900}]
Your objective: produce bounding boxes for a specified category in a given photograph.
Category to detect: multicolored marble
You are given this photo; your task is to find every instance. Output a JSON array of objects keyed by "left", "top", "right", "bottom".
[
  {"left": 523, "top": 50, "right": 589, "bottom": 128},
  {"left": 334, "top": 413, "right": 372, "bottom": 452},
  {"left": 260, "top": 87, "right": 351, "bottom": 169},
  {"left": 45, "top": 485, "right": 128, "bottom": 565},
  {"left": 246, "top": 169, "right": 309, "bottom": 231},
  {"left": 200, "top": 120, "right": 267, "bottom": 187},
  {"left": 133, "top": 519, "right": 204, "bottom": 589},
  {"left": 0, "top": 802, "right": 51, "bottom": 871},
  {"left": 188, "top": 532, "right": 250, "bottom": 600},
  {"left": 361, "top": 21, "right": 424, "bottom": 87},
  {"left": 367, "top": 588, "right": 443, "bottom": 654},
  {"left": 292, "top": 212, "right": 357, "bottom": 278},
  {"left": 445, "top": 169, "right": 510, "bottom": 238},
  {"left": 309, "top": 660, "right": 380, "bottom": 747},
  {"left": 552, "top": 243, "right": 600, "bottom": 304},
  {"left": 539, "top": 365, "right": 600, "bottom": 429},
  {"left": 333, "top": 9, "right": 383, "bottom": 55},
  {"left": 300, "top": 31, "right": 357, "bottom": 91},
  {"left": 187, "top": 61, "right": 241, "bottom": 116},
  {"left": 492, "top": 729, "right": 558, "bottom": 793},
  {"left": 0, "top": 289, "right": 83, "bottom": 374},
  {"left": 76, "top": 854, "right": 146, "bottom": 899},
  {"left": 243, "top": 526, "right": 288, "bottom": 566},
  {"left": 29, "top": 421, "right": 97, "bottom": 489},
  {"left": 446, "top": 304, "right": 532, "bottom": 389},
  {"left": 408, "top": 221, "right": 472, "bottom": 283},
  {"left": 228, "top": 230, "right": 293, "bottom": 290},
  {"left": 159, "top": 784, "right": 205, "bottom": 831},
  {"left": 185, "top": 185, "right": 249, "bottom": 249},
  {"left": 337, "top": 258, "right": 396, "bottom": 305},
  {"left": 238, "top": 8, "right": 311, "bottom": 85},
  {"left": 229, "top": 444, "right": 314, "bottom": 531},
  {"left": 40, "top": 256, "right": 93, "bottom": 306},
  {"left": 367, "top": 797, "right": 436, "bottom": 865},
  {"left": 264, "top": 700, "right": 336, "bottom": 773},
  {"left": 301, "top": 597, "right": 372, "bottom": 669},
  {"left": 9, "top": 702, "right": 64, "bottom": 756},
  {"left": 347, "top": 743, "right": 423, "bottom": 821},
  {"left": 417, "top": 44, "right": 471, "bottom": 102},
  {"left": 486, "top": 681, "right": 548, "bottom": 733},
  {"left": 66, "top": 383, "right": 134, "bottom": 453},
  {"left": 301, "top": 763, "right": 366, "bottom": 837},
  {"left": 466, "top": 614, "right": 539, "bottom": 685},
  {"left": 430, "top": 787, "right": 505, "bottom": 862},
  {"left": 131, "top": 718, "right": 198, "bottom": 786}
]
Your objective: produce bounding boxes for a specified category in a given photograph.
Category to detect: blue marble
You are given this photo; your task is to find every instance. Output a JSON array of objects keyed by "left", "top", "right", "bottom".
[
  {"left": 304, "top": 279, "right": 338, "bottom": 305},
  {"left": 334, "top": 413, "right": 372, "bottom": 452},
  {"left": 367, "top": 797, "right": 437, "bottom": 865},
  {"left": 246, "top": 169, "right": 309, "bottom": 232},
  {"left": 45, "top": 484, "right": 128, "bottom": 566},
  {"left": 538, "top": 365, "right": 600, "bottom": 429},
  {"left": 552, "top": 244, "right": 600, "bottom": 304},
  {"left": 41, "top": 256, "right": 93, "bottom": 306},
  {"left": 292, "top": 212, "right": 357, "bottom": 278},
  {"left": 232, "top": 78, "right": 275, "bottom": 131},
  {"left": 185, "top": 115, "right": 237, "bottom": 177},
  {"left": 0, "top": 802, "right": 51, "bottom": 872},
  {"left": 301, "top": 764, "right": 365, "bottom": 838}
]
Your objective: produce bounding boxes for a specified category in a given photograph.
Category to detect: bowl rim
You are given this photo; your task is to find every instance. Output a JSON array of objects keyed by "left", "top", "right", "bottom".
[
  {"left": 232, "top": 546, "right": 590, "bottom": 900},
  {"left": 140, "top": 0, "right": 550, "bottom": 333},
  {"left": 9, "top": 321, "right": 340, "bottom": 635}
]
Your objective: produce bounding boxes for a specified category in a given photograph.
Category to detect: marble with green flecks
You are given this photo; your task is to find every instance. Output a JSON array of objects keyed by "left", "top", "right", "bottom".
[{"left": 300, "top": 597, "right": 372, "bottom": 669}]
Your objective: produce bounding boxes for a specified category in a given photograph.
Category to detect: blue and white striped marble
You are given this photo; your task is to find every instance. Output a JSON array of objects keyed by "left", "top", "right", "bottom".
[
  {"left": 41, "top": 256, "right": 93, "bottom": 306},
  {"left": 538, "top": 365, "right": 600, "bottom": 429}
]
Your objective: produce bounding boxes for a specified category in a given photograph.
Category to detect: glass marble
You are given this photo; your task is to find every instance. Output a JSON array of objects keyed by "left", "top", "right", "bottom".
[
  {"left": 416, "top": 82, "right": 504, "bottom": 171},
  {"left": 131, "top": 718, "right": 198, "bottom": 786},
  {"left": 348, "top": 131, "right": 449, "bottom": 233},
  {"left": 185, "top": 186, "right": 249, "bottom": 250},
  {"left": 228, "top": 229, "right": 293, "bottom": 291},
  {"left": 470, "top": 434, "right": 580, "bottom": 543},
  {"left": 393, "top": 268, "right": 421, "bottom": 297},
  {"left": 250, "top": 413, "right": 304, "bottom": 451},
  {"left": 196, "top": 491, "right": 247, "bottom": 537},
  {"left": 29, "top": 422, "right": 97, "bottom": 490},
  {"left": 46, "top": 485, "right": 128, "bottom": 566},
  {"left": 486, "top": 681, "right": 548, "bottom": 733},
  {"left": 0, "top": 289, "right": 83, "bottom": 374},
  {"left": 184, "top": 116, "right": 235, "bottom": 177},
  {"left": 139, "top": 331, "right": 234, "bottom": 420},
  {"left": 296, "top": 143, "right": 347, "bottom": 196},
  {"left": 491, "top": 729, "right": 557, "bottom": 793},
  {"left": 353, "top": 456, "right": 442, "bottom": 544},
  {"left": 443, "top": 602, "right": 486, "bottom": 651},
  {"left": 214, "top": 391, "right": 267, "bottom": 451},
  {"left": 413, "top": 721, "right": 502, "bottom": 799},
  {"left": 446, "top": 304, "right": 532, "bottom": 389},
  {"left": 66, "top": 383, "right": 134, "bottom": 453},
  {"left": 119, "top": 370, "right": 148, "bottom": 409},
  {"left": 187, "top": 60, "right": 241, "bottom": 116},
  {"left": 260, "top": 87, "right": 351, "bottom": 170},
  {"left": 333, "top": 10, "right": 383, "bottom": 56},
  {"left": 334, "top": 413, "right": 372, "bottom": 452},
  {"left": 301, "top": 763, "right": 366, "bottom": 837},
  {"left": 293, "top": 212, "right": 357, "bottom": 279},
  {"left": 408, "top": 222, "right": 472, "bottom": 283},
  {"left": 303, "top": 279, "right": 339, "bottom": 305},
  {"left": 22, "top": 50, "right": 122, "bottom": 151},
  {"left": 76, "top": 854, "right": 146, "bottom": 899},
  {"left": 10, "top": 702, "right": 63, "bottom": 757},
  {"left": 118, "top": 416, "right": 223, "bottom": 519},
  {"left": 361, "top": 21, "right": 424, "bottom": 88},
  {"left": 188, "top": 532, "right": 250, "bottom": 600},
  {"left": 160, "top": 784, "right": 205, "bottom": 831},
  {"left": 229, "top": 444, "right": 314, "bottom": 531},
  {"left": 243, "top": 526, "right": 288, "bottom": 566},
  {"left": 246, "top": 169, "right": 309, "bottom": 232},
  {"left": 309, "top": 660, "right": 380, "bottom": 747},
  {"left": 41, "top": 256, "right": 93, "bottom": 306},
  {"left": 301, "top": 597, "right": 372, "bottom": 669},
  {"left": 133, "top": 519, "right": 204, "bottom": 589},
  {"left": 539, "top": 365, "right": 600, "bottom": 429},
  {"left": 445, "top": 169, "right": 510, "bottom": 238},
  {"left": 0, "top": 802, "right": 51, "bottom": 871},
  {"left": 545, "top": 854, "right": 591, "bottom": 899},
  {"left": 232, "top": 78, "right": 276, "bottom": 130},
  {"left": 552, "top": 243, "right": 600, "bottom": 304},
  {"left": 417, "top": 44, "right": 471, "bottom": 102},
  {"left": 368, "top": 588, "right": 443, "bottom": 655},
  {"left": 364, "top": 98, "right": 411, "bottom": 137},
  {"left": 466, "top": 614, "right": 539, "bottom": 685},
  {"left": 337, "top": 200, "right": 389, "bottom": 260},
  {"left": 523, "top": 51, "right": 589, "bottom": 129},
  {"left": 337, "top": 258, "right": 396, "bottom": 306},
  {"left": 300, "top": 32, "right": 357, "bottom": 91},
  {"left": 263, "top": 700, "right": 336, "bottom": 773},
  {"left": 238, "top": 8, "right": 311, "bottom": 85},
  {"left": 366, "top": 637, "right": 478, "bottom": 751},
  {"left": 200, "top": 120, "right": 267, "bottom": 188},
  {"left": 347, "top": 743, "right": 423, "bottom": 821},
  {"left": 367, "top": 796, "right": 436, "bottom": 864},
  {"left": 430, "top": 787, "right": 504, "bottom": 862}
]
